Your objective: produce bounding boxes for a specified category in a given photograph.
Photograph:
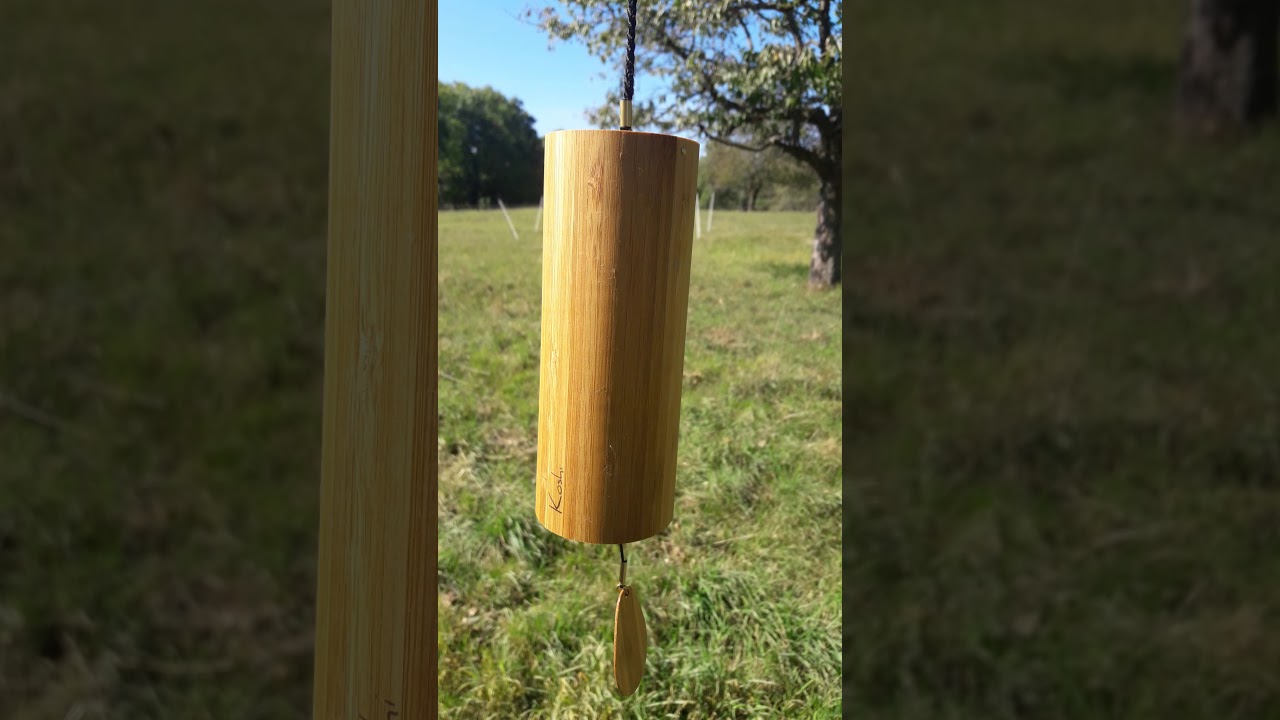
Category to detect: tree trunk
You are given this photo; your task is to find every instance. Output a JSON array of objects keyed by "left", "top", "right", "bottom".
[
  {"left": 747, "top": 185, "right": 760, "bottom": 212},
  {"left": 808, "top": 172, "right": 841, "bottom": 288},
  {"left": 1177, "top": 0, "right": 1279, "bottom": 133}
]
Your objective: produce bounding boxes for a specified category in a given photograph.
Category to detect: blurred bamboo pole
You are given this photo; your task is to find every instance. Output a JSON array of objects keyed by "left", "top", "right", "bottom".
[{"left": 313, "top": 1, "right": 438, "bottom": 718}]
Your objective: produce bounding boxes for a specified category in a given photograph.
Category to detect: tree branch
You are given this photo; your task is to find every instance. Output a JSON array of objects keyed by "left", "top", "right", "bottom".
[
  {"left": 703, "top": 126, "right": 829, "bottom": 179},
  {"left": 818, "top": 0, "right": 832, "bottom": 51},
  {"left": 773, "top": 142, "right": 827, "bottom": 176},
  {"left": 737, "top": 14, "right": 755, "bottom": 53},
  {"left": 704, "top": 132, "right": 776, "bottom": 153},
  {"left": 730, "top": 1, "right": 807, "bottom": 50}
]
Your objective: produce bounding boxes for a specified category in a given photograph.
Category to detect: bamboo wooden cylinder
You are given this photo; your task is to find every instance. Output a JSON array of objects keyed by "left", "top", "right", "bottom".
[
  {"left": 535, "top": 130, "right": 699, "bottom": 545},
  {"left": 313, "top": 1, "right": 436, "bottom": 718}
]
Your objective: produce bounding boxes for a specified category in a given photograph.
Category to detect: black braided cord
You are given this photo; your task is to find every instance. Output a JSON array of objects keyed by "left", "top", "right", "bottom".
[{"left": 621, "top": 0, "right": 637, "bottom": 129}]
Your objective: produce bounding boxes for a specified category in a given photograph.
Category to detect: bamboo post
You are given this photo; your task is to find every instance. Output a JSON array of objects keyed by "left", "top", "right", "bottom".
[
  {"left": 313, "top": 1, "right": 437, "bottom": 719},
  {"left": 535, "top": 130, "right": 699, "bottom": 544}
]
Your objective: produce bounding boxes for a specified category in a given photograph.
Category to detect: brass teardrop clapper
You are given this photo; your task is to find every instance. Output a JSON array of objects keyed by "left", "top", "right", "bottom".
[{"left": 613, "top": 544, "right": 646, "bottom": 696}]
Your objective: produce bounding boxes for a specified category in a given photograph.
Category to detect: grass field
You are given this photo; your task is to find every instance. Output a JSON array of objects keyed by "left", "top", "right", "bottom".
[
  {"left": 846, "top": 1, "right": 1280, "bottom": 718},
  {"left": 437, "top": 209, "right": 840, "bottom": 717}
]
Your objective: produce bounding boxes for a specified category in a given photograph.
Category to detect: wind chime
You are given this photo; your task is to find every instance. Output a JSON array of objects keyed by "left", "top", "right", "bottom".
[{"left": 534, "top": 0, "right": 699, "bottom": 698}]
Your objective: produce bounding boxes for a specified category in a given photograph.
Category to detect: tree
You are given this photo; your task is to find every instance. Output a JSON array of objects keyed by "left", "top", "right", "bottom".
[
  {"left": 438, "top": 82, "right": 543, "bottom": 207},
  {"left": 1177, "top": 0, "right": 1279, "bottom": 133},
  {"left": 701, "top": 139, "right": 815, "bottom": 211},
  {"left": 527, "top": 0, "right": 842, "bottom": 288}
]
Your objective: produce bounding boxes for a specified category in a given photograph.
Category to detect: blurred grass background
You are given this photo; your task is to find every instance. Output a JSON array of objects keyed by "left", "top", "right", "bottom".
[
  {"left": 1, "top": 1, "right": 330, "bottom": 716},
  {"left": 846, "top": 0, "right": 1280, "bottom": 718}
]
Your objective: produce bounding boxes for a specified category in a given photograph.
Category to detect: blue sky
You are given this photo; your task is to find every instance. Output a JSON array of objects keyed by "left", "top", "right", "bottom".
[{"left": 439, "top": 0, "right": 616, "bottom": 137}]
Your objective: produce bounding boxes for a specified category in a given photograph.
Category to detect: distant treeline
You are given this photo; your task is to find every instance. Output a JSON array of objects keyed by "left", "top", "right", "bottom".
[
  {"left": 439, "top": 82, "right": 542, "bottom": 208},
  {"left": 439, "top": 81, "right": 821, "bottom": 212}
]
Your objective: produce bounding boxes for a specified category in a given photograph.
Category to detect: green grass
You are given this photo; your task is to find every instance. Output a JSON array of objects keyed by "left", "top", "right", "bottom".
[
  {"left": 436, "top": 209, "right": 840, "bottom": 718},
  {"left": 847, "top": 0, "right": 1280, "bottom": 718}
]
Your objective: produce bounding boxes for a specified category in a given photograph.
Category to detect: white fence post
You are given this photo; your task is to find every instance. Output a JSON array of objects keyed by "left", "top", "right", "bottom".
[
  {"left": 694, "top": 192, "right": 701, "bottom": 240},
  {"left": 497, "top": 198, "right": 519, "bottom": 241}
]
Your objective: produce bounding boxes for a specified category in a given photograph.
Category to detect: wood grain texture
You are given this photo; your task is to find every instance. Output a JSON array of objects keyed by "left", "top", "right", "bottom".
[
  {"left": 313, "top": 1, "right": 437, "bottom": 718},
  {"left": 613, "top": 586, "right": 647, "bottom": 697},
  {"left": 535, "top": 130, "right": 699, "bottom": 545}
]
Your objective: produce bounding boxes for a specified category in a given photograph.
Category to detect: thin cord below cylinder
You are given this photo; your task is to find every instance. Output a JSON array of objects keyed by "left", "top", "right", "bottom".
[{"left": 618, "top": 543, "right": 628, "bottom": 589}]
